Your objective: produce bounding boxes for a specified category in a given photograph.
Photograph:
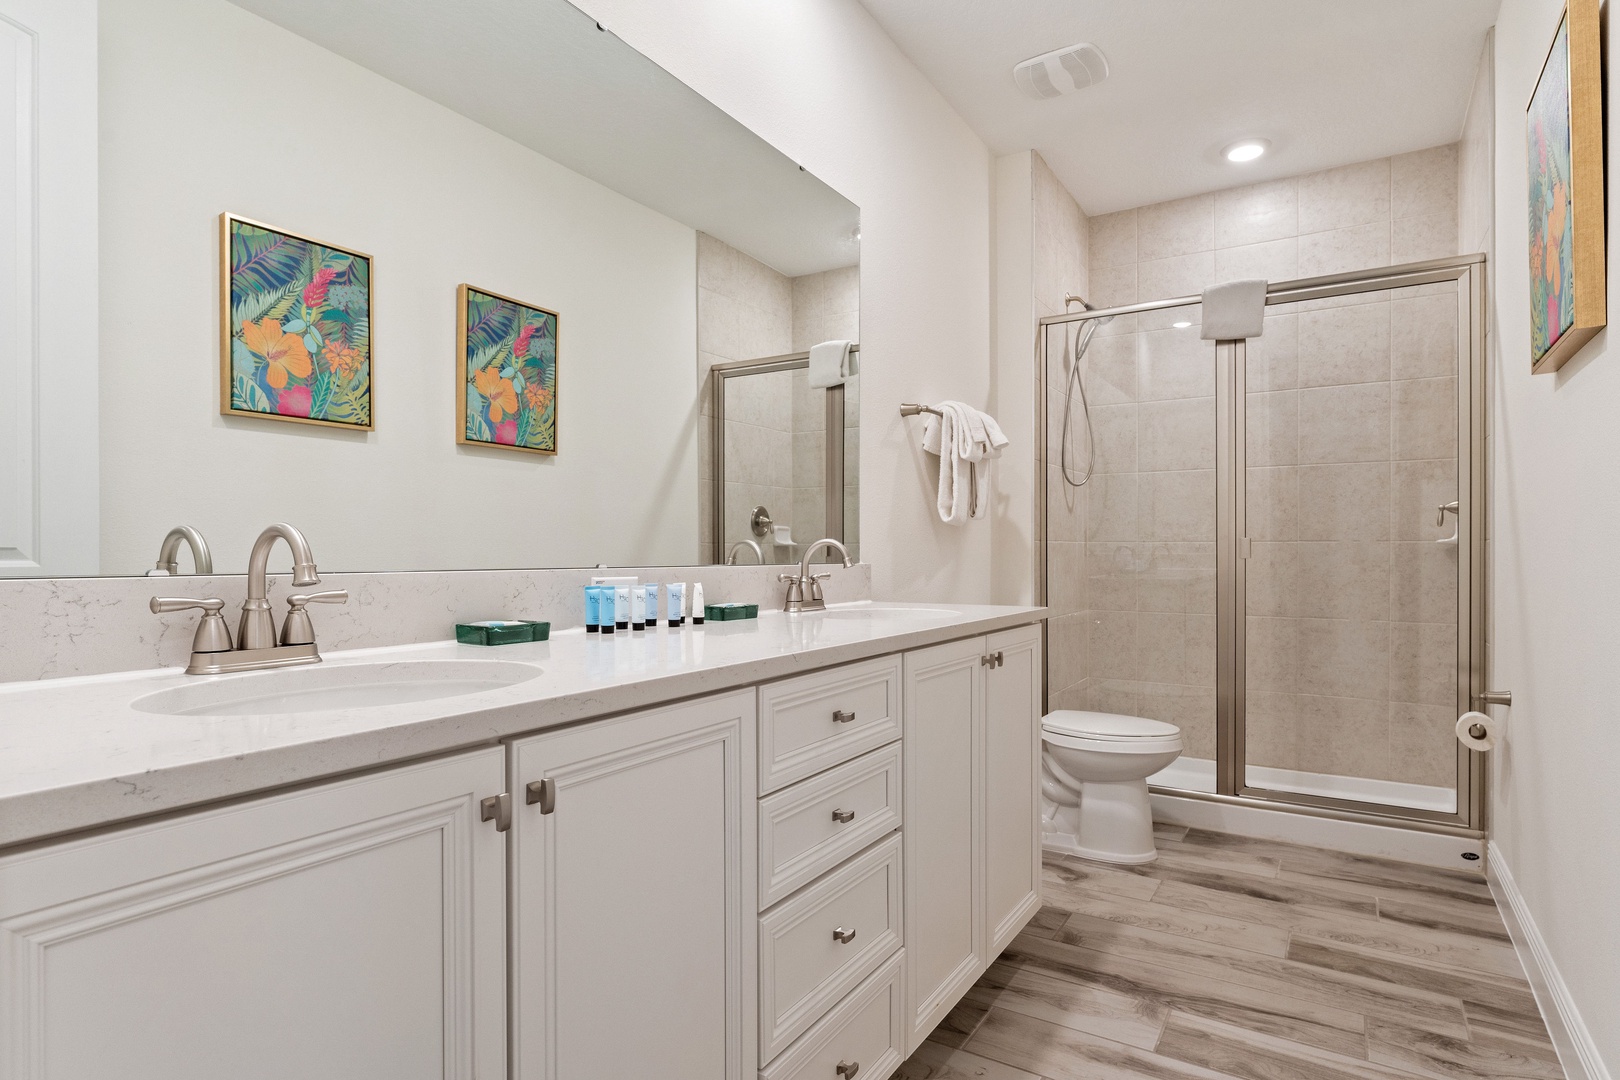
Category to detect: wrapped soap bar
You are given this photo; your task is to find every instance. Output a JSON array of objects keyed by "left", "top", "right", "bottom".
[{"left": 455, "top": 620, "right": 550, "bottom": 645}]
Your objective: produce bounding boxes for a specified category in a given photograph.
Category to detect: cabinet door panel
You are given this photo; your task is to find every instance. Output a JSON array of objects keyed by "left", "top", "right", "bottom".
[
  {"left": 0, "top": 748, "right": 507, "bottom": 1080},
  {"left": 901, "top": 636, "right": 985, "bottom": 1050},
  {"left": 984, "top": 624, "right": 1044, "bottom": 955},
  {"left": 510, "top": 691, "right": 755, "bottom": 1080}
]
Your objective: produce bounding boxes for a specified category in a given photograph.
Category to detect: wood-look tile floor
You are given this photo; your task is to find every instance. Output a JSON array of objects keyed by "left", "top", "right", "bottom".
[{"left": 894, "top": 826, "right": 1564, "bottom": 1080}]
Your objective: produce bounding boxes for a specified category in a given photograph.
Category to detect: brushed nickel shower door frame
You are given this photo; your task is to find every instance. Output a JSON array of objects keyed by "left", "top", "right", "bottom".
[{"left": 1037, "top": 255, "right": 1488, "bottom": 836}]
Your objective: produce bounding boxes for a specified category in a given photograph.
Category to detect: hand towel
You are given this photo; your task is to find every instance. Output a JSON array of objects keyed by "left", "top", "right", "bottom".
[
  {"left": 1200, "top": 279, "right": 1267, "bottom": 340},
  {"left": 808, "top": 339, "right": 854, "bottom": 388},
  {"left": 920, "top": 401, "right": 1009, "bottom": 524}
]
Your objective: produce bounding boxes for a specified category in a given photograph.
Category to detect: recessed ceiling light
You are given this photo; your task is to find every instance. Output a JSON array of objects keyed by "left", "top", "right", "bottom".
[
  {"left": 1224, "top": 139, "right": 1269, "bottom": 163},
  {"left": 1172, "top": 320, "right": 1192, "bottom": 329}
]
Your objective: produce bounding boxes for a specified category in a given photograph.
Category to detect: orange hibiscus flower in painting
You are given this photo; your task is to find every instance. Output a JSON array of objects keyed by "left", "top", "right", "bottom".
[
  {"left": 241, "top": 317, "right": 313, "bottom": 389},
  {"left": 475, "top": 366, "right": 519, "bottom": 423},
  {"left": 524, "top": 381, "right": 552, "bottom": 413}
]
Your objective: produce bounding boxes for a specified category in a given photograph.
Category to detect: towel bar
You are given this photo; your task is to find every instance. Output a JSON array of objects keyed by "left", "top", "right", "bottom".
[
  {"left": 899, "top": 403, "right": 978, "bottom": 515},
  {"left": 899, "top": 402, "right": 943, "bottom": 417}
]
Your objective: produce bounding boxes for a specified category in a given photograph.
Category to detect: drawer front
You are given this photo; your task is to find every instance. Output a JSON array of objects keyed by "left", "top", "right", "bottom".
[
  {"left": 759, "top": 743, "right": 902, "bottom": 908},
  {"left": 759, "top": 834, "right": 902, "bottom": 1063},
  {"left": 760, "top": 655, "right": 903, "bottom": 794},
  {"left": 760, "top": 951, "right": 905, "bottom": 1080}
]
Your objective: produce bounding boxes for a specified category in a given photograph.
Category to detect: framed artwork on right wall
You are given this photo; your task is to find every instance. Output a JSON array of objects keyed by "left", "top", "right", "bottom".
[{"left": 1526, "top": 0, "right": 1605, "bottom": 374}]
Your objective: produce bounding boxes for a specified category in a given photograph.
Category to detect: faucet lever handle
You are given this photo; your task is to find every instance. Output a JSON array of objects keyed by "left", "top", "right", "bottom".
[
  {"left": 280, "top": 590, "right": 348, "bottom": 647},
  {"left": 287, "top": 590, "right": 349, "bottom": 609},
  {"left": 149, "top": 597, "right": 233, "bottom": 654}
]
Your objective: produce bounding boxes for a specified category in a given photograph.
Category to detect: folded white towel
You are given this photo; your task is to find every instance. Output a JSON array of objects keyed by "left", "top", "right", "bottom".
[
  {"left": 1201, "top": 278, "right": 1267, "bottom": 340},
  {"left": 920, "top": 401, "right": 1008, "bottom": 524},
  {"left": 808, "top": 339, "right": 855, "bottom": 388}
]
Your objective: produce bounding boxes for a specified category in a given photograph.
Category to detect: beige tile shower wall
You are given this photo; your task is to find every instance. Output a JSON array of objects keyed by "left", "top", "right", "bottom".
[
  {"left": 1032, "top": 152, "right": 1094, "bottom": 711},
  {"left": 1080, "top": 146, "right": 1461, "bottom": 784},
  {"left": 697, "top": 233, "right": 793, "bottom": 563},
  {"left": 790, "top": 266, "right": 861, "bottom": 560}
]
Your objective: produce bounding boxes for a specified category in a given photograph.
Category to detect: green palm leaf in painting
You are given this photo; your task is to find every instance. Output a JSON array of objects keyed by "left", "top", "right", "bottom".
[
  {"left": 232, "top": 374, "right": 272, "bottom": 415},
  {"left": 465, "top": 293, "right": 519, "bottom": 360},
  {"left": 231, "top": 224, "right": 307, "bottom": 298}
]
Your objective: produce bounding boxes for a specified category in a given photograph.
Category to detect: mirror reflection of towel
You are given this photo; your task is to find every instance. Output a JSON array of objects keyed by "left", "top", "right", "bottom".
[
  {"left": 921, "top": 401, "right": 1009, "bottom": 524},
  {"left": 808, "top": 340, "right": 854, "bottom": 388}
]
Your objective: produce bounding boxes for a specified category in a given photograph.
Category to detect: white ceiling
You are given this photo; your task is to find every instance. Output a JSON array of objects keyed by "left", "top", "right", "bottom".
[
  {"left": 856, "top": 0, "right": 1501, "bottom": 215},
  {"left": 228, "top": 0, "right": 859, "bottom": 277}
]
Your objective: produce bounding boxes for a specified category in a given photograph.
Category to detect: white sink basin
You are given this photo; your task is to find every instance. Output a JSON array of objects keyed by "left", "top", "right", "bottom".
[
  {"left": 133, "top": 659, "right": 540, "bottom": 717},
  {"left": 811, "top": 604, "right": 961, "bottom": 621}
]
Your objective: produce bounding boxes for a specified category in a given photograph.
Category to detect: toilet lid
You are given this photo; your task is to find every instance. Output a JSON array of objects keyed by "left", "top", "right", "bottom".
[{"left": 1042, "top": 709, "right": 1180, "bottom": 740}]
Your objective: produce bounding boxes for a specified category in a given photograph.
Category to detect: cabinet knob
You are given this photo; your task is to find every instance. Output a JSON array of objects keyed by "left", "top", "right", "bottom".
[
  {"left": 480, "top": 792, "right": 512, "bottom": 832},
  {"left": 836, "top": 1062, "right": 860, "bottom": 1078},
  {"left": 526, "top": 778, "right": 556, "bottom": 814},
  {"left": 832, "top": 709, "right": 856, "bottom": 724},
  {"left": 832, "top": 926, "right": 857, "bottom": 944},
  {"left": 831, "top": 808, "right": 855, "bottom": 824}
]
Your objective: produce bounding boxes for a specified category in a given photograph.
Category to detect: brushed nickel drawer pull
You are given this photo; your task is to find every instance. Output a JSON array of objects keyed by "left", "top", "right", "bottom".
[
  {"left": 836, "top": 1061, "right": 859, "bottom": 1078},
  {"left": 832, "top": 926, "right": 857, "bottom": 944},
  {"left": 480, "top": 792, "right": 512, "bottom": 832},
  {"left": 526, "top": 778, "right": 556, "bottom": 814},
  {"left": 832, "top": 709, "right": 856, "bottom": 724},
  {"left": 831, "top": 808, "right": 855, "bottom": 824}
]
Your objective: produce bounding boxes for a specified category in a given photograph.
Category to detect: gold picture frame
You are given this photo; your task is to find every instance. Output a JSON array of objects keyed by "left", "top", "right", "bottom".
[
  {"left": 220, "top": 213, "right": 375, "bottom": 429},
  {"left": 1526, "top": 0, "right": 1605, "bottom": 374},
  {"left": 455, "top": 283, "right": 559, "bottom": 456}
]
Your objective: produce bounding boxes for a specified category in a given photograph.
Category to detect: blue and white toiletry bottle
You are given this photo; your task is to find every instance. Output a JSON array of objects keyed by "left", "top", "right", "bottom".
[
  {"left": 614, "top": 585, "right": 630, "bottom": 631},
  {"left": 600, "top": 586, "right": 616, "bottom": 635},
  {"left": 584, "top": 584, "right": 601, "bottom": 633},
  {"left": 630, "top": 585, "right": 645, "bottom": 631},
  {"left": 668, "top": 582, "right": 686, "bottom": 627},
  {"left": 646, "top": 583, "right": 661, "bottom": 627}
]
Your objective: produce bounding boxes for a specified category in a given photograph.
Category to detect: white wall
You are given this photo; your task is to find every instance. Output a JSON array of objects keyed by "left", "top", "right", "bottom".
[
  {"left": 1487, "top": 0, "right": 1619, "bottom": 1072},
  {"left": 98, "top": 0, "right": 698, "bottom": 575},
  {"left": 576, "top": 0, "right": 994, "bottom": 602}
]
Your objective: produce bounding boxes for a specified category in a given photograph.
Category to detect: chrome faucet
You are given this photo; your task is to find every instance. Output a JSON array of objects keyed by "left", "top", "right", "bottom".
[
  {"left": 148, "top": 526, "right": 213, "bottom": 576},
  {"left": 778, "top": 538, "right": 853, "bottom": 613},
  {"left": 150, "top": 523, "right": 348, "bottom": 675},
  {"left": 726, "top": 539, "right": 764, "bottom": 565}
]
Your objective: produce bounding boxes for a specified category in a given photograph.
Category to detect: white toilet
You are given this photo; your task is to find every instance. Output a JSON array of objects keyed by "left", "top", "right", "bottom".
[{"left": 1040, "top": 710, "right": 1183, "bottom": 864}]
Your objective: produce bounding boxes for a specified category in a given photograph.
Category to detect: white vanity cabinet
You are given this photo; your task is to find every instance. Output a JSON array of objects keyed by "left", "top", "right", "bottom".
[
  {"left": 508, "top": 690, "right": 757, "bottom": 1080},
  {"left": 0, "top": 747, "right": 509, "bottom": 1080},
  {"left": 901, "top": 624, "right": 1043, "bottom": 1051}
]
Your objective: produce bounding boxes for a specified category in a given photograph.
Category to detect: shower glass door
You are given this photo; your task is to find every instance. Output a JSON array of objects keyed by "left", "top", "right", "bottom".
[{"left": 1041, "top": 256, "right": 1484, "bottom": 830}]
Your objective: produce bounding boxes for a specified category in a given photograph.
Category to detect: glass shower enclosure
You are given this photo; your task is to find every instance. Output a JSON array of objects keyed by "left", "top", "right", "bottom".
[{"left": 1038, "top": 255, "right": 1487, "bottom": 834}]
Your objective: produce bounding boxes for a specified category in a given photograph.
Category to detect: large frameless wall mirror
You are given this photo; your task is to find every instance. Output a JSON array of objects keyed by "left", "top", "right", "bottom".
[{"left": 4, "top": 0, "right": 857, "bottom": 579}]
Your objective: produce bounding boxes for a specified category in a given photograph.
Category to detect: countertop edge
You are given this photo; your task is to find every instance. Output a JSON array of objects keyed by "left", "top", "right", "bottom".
[{"left": 0, "top": 606, "right": 1045, "bottom": 851}]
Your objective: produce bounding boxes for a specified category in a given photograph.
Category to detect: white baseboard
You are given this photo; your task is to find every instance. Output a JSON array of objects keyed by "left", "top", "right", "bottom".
[
  {"left": 1150, "top": 790, "right": 1483, "bottom": 870},
  {"left": 1486, "top": 842, "right": 1613, "bottom": 1080}
]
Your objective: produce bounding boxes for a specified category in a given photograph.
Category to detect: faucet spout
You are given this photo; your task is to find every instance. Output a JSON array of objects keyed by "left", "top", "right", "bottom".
[
  {"left": 797, "top": 538, "right": 853, "bottom": 583},
  {"left": 780, "top": 537, "right": 853, "bottom": 613},
  {"left": 153, "top": 525, "right": 213, "bottom": 576},
  {"left": 239, "top": 523, "right": 320, "bottom": 649}
]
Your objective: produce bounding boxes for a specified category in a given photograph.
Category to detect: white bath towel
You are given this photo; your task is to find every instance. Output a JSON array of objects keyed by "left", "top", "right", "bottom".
[
  {"left": 1201, "top": 278, "right": 1267, "bottom": 340},
  {"left": 808, "top": 339, "right": 855, "bottom": 388},
  {"left": 921, "top": 401, "right": 1009, "bottom": 524}
]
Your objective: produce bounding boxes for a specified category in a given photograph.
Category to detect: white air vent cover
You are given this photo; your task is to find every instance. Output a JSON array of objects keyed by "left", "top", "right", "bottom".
[{"left": 1013, "top": 42, "right": 1109, "bottom": 100}]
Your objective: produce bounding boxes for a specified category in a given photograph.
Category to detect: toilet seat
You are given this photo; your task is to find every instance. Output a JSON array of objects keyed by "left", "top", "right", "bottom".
[{"left": 1041, "top": 710, "right": 1182, "bottom": 753}]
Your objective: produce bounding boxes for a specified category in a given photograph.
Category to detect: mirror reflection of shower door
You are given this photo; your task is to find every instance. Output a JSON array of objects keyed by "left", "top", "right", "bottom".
[{"left": 1236, "top": 273, "right": 1474, "bottom": 821}]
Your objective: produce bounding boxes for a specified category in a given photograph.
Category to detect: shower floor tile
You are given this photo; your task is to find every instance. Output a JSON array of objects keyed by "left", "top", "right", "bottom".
[{"left": 893, "top": 828, "right": 1564, "bottom": 1080}]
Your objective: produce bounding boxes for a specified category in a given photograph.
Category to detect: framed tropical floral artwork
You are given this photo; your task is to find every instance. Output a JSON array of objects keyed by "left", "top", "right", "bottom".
[
  {"left": 1526, "top": 0, "right": 1605, "bottom": 374},
  {"left": 220, "top": 214, "right": 373, "bottom": 428},
  {"left": 457, "top": 285, "right": 558, "bottom": 455}
]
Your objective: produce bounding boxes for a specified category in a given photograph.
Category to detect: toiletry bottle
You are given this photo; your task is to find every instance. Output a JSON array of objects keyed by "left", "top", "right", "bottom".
[
  {"left": 692, "top": 581, "right": 705, "bottom": 626},
  {"left": 600, "top": 587, "right": 615, "bottom": 635},
  {"left": 630, "top": 584, "right": 645, "bottom": 632},
  {"left": 668, "top": 582, "right": 685, "bottom": 627},
  {"left": 584, "top": 584, "right": 601, "bottom": 633},
  {"left": 646, "top": 583, "right": 661, "bottom": 628},
  {"left": 614, "top": 585, "right": 630, "bottom": 631}
]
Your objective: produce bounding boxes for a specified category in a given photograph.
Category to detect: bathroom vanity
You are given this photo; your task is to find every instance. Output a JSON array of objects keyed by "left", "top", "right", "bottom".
[{"left": 0, "top": 603, "right": 1043, "bottom": 1080}]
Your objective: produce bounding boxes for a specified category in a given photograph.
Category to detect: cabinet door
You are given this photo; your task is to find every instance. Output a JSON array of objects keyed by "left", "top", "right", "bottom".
[
  {"left": 0, "top": 748, "right": 508, "bottom": 1080},
  {"left": 510, "top": 691, "right": 756, "bottom": 1080},
  {"left": 983, "top": 624, "right": 1043, "bottom": 955},
  {"left": 901, "top": 636, "right": 985, "bottom": 1051}
]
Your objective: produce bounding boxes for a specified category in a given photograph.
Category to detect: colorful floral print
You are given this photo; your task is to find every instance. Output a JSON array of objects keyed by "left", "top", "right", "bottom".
[
  {"left": 461, "top": 287, "right": 556, "bottom": 453},
  {"left": 1528, "top": 16, "right": 1575, "bottom": 364}
]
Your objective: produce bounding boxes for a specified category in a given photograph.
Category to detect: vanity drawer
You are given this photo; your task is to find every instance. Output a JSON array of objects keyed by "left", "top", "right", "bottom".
[
  {"left": 759, "top": 833, "right": 902, "bottom": 1064},
  {"left": 759, "top": 743, "right": 902, "bottom": 908},
  {"left": 760, "top": 950, "right": 905, "bottom": 1080},
  {"left": 759, "top": 655, "right": 902, "bottom": 794}
]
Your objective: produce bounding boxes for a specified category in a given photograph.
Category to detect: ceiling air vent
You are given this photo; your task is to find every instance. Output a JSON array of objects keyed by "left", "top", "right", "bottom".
[{"left": 1013, "top": 42, "right": 1109, "bottom": 100}]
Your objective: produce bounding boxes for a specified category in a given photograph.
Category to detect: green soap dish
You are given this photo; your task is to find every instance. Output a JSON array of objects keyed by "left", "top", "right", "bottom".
[
  {"left": 704, "top": 603, "right": 758, "bottom": 622},
  {"left": 456, "top": 620, "right": 550, "bottom": 646}
]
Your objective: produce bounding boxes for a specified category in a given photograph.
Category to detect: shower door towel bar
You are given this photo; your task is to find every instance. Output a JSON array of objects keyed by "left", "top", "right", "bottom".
[{"left": 899, "top": 402, "right": 978, "bottom": 515}]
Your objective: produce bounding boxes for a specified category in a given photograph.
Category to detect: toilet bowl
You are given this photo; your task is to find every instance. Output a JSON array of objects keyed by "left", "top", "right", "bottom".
[{"left": 1040, "top": 710, "right": 1183, "bottom": 864}]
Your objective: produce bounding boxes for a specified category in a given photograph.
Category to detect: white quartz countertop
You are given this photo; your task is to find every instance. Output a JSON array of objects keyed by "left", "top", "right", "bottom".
[{"left": 0, "top": 602, "right": 1043, "bottom": 849}]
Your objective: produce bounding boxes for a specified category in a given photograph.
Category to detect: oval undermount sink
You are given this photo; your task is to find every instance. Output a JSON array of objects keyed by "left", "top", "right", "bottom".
[
  {"left": 132, "top": 659, "right": 540, "bottom": 717},
  {"left": 812, "top": 604, "right": 961, "bottom": 621}
]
